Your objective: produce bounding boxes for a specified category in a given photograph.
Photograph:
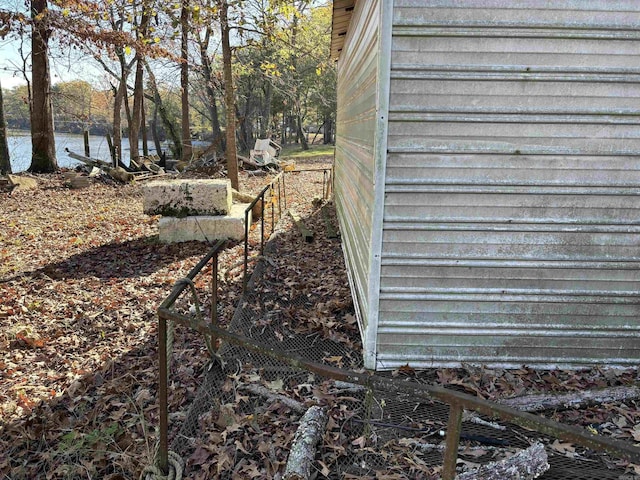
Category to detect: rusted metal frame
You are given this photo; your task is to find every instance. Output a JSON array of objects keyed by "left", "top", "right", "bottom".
[
  {"left": 277, "top": 178, "right": 282, "bottom": 218},
  {"left": 156, "top": 240, "right": 225, "bottom": 475},
  {"left": 260, "top": 190, "right": 265, "bottom": 255},
  {"left": 323, "top": 170, "right": 327, "bottom": 199},
  {"left": 155, "top": 308, "right": 640, "bottom": 465},
  {"left": 159, "top": 240, "right": 226, "bottom": 310},
  {"left": 242, "top": 173, "right": 284, "bottom": 291},
  {"left": 270, "top": 186, "right": 275, "bottom": 235},
  {"left": 158, "top": 313, "right": 169, "bottom": 473},
  {"left": 442, "top": 402, "right": 463, "bottom": 480},
  {"left": 284, "top": 168, "right": 333, "bottom": 202},
  {"left": 282, "top": 172, "right": 287, "bottom": 209},
  {"left": 210, "top": 254, "right": 218, "bottom": 348}
]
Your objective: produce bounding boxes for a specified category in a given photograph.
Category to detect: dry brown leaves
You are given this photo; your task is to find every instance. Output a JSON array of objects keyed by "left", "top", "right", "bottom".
[{"left": 1, "top": 160, "right": 639, "bottom": 479}]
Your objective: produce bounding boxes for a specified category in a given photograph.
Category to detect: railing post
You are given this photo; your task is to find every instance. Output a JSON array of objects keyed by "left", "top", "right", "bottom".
[
  {"left": 283, "top": 172, "right": 287, "bottom": 209},
  {"left": 260, "top": 191, "right": 265, "bottom": 255},
  {"left": 158, "top": 314, "right": 169, "bottom": 474},
  {"left": 243, "top": 209, "right": 250, "bottom": 292},
  {"left": 323, "top": 170, "right": 327, "bottom": 199},
  {"left": 442, "top": 402, "right": 463, "bottom": 480},
  {"left": 277, "top": 178, "right": 282, "bottom": 218},
  {"left": 271, "top": 186, "right": 275, "bottom": 235},
  {"left": 210, "top": 255, "right": 218, "bottom": 347}
]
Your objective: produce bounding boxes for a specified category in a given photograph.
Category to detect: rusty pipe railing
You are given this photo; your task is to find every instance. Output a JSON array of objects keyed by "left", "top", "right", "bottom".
[
  {"left": 285, "top": 167, "right": 333, "bottom": 200},
  {"left": 243, "top": 172, "right": 285, "bottom": 291},
  {"left": 241, "top": 168, "right": 333, "bottom": 290},
  {"left": 157, "top": 305, "right": 640, "bottom": 479},
  {"left": 156, "top": 239, "right": 226, "bottom": 474}
]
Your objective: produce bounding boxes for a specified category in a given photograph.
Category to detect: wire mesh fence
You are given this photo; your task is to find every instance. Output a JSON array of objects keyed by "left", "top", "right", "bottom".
[{"left": 153, "top": 175, "right": 639, "bottom": 480}]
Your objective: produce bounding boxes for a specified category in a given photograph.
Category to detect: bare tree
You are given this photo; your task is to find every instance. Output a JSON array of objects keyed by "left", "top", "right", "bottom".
[
  {"left": 180, "top": 0, "right": 192, "bottom": 162},
  {"left": 130, "top": 1, "right": 151, "bottom": 163}
]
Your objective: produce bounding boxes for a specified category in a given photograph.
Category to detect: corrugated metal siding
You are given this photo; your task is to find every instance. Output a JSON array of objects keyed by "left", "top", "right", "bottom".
[
  {"left": 334, "top": 0, "right": 381, "bottom": 339},
  {"left": 377, "top": 0, "right": 640, "bottom": 369}
]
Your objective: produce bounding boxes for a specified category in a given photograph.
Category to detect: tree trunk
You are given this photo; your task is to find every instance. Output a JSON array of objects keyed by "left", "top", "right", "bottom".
[
  {"left": 180, "top": 0, "right": 192, "bottom": 162},
  {"left": 130, "top": 5, "right": 150, "bottom": 163},
  {"left": 198, "top": 29, "right": 223, "bottom": 149},
  {"left": 236, "top": 100, "right": 253, "bottom": 153},
  {"left": 0, "top": 81, "right": 11, "bottom": 174},
  {"left": 129, "top": 59, "right": 144, "bottom": 162},
  {"left": 323, "top": 114, "right": 333, "bottom": 145},
  {"left": 141, "top": 94, "right": 149, "bottom": 156},
  {"left": 113, "top": 78, "right": 126, "bottom": 165},
  {"left": 296, "top": 112, "right": 308, "bottom": 150},
  {"left": 123, "top": 85, "right": 132, "bottom": 137},
  {"left": 260, "top": 82, "right": 272, "bottom": 138},
  {"left": 29, "top": 0, "right": 57, "bottom": 173},
  {"left": 281, "top": 112, "right": 286, "bottom": 145},
  {"left": 220, "top": 0, "right": 239, "bottom": 190},
  {"left": 289, "top": 9, "right": 308, "bottom": 151},
  {"left": 150, "top": 103, "right": 163, "bottom": 157},
  {"left": 145, "top": 61, "right": 182, "bottom": 158}
]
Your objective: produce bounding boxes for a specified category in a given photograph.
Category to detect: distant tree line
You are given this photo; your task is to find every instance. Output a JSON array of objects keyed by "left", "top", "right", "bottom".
[{"left": 0, "top": 0, "right": 336, "bottom": 188}]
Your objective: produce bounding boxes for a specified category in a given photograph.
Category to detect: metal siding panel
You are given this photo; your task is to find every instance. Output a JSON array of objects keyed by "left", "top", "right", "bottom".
[
  {"left": 377, "top": 1, "right": 640, "bottom": 369},
  {"left": 334, "top": 0, "right": 381, "bottom": 335},
  {"left": 393, "top": 0, "right": 640, "bottom": 29},
  {"left": 386, "top": 154, "right": 640, "bottom": 187},
  {"left": 390, "top": 80, "right": 640, "bottom": 115}
]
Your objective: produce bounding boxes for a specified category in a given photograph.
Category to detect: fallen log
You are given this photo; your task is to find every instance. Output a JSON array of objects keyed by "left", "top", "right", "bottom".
[
  {"left": 66, "top": 148, "right": 112, "bottom": 168},
  {"left": 289, "top": 210, "right": 313, "bottom": 243},
  {"left": 284, "top": 406, "right": 328, "bottom": 480},
  {"left": 239, "top": 383, "right": 306, "bottom": 414},
  {"left": 499, "top": 385, "right": 640, "bottom": 413},
  {"left": 455, "top": 442, "right": 549, "bottom": 480}
]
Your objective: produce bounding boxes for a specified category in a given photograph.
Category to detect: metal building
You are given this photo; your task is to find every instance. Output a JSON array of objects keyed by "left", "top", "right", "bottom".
[{"left": 331, "top": 0, "right": 640, "bottom": 370}]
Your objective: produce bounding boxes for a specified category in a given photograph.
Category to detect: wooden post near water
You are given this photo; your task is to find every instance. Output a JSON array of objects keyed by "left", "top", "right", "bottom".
[
  {"left": 105, "top": 133, "right": 116, "bottom": 167},
  {"left": 83, "top": 130, "right": 90, "bottom": 157}
]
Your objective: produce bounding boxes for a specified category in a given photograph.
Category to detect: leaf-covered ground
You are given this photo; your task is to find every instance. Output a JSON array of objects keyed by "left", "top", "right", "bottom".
[
  {"left": 1, "top": 160, "right": 639, "bottom": 479},
  {"left": 0, "top": 161, "right": 331, "bottom": 479}
]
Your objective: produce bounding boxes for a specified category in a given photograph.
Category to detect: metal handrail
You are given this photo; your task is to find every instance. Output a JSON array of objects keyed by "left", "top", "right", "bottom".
[
  {"left": 155, "top": 168, "right": 334, "bottom": 475},
  {"left": 241, "top": 168, "right": 333, "bottom": 290},
  {"left": 156, "top": 239, "right": 225, "bottom": 474},
  {"left": 243, "top": 172, "right": 285, "bottom": 291}
]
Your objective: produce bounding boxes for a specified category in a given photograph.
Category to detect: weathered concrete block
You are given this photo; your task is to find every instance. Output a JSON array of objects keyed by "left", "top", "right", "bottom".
[
  {"left": 158, "top": 204, "right": 251, "bottom": 243},
  {"left": 143, "top": 179, "right": 232, "bottom": 216}
]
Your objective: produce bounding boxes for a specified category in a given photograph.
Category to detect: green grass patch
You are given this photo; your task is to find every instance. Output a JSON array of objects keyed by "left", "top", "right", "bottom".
[{"left": 280, "top": 144, "right": 335, "bottom": 159}]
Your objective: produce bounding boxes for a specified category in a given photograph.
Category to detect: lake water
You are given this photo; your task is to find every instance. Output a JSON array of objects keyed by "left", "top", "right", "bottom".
[{"left": 7, "top": 131, "right": 154, "bottom": 172}]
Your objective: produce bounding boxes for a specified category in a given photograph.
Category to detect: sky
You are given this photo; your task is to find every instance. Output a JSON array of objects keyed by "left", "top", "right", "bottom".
[
  {"left": 0, "top": 39, "right": 28, "bottom": 88},
  {"left": 0, "top": 35, "right": 103, "bottom": 90}
]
